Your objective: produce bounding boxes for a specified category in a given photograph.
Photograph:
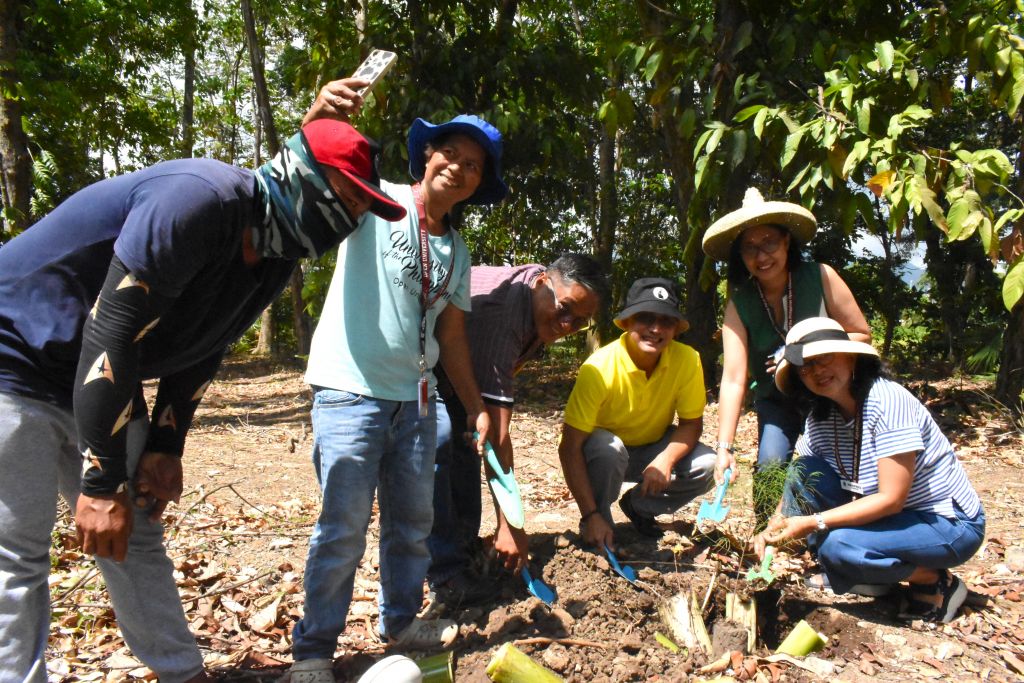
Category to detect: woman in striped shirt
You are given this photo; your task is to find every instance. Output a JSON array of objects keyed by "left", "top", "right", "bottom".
[{"left": 753, "top": 317, "right": 985, "bottom": 624}]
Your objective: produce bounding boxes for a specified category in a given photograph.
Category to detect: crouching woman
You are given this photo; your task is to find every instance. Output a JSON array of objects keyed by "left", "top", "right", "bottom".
[{"left": 753, "top": 317, "right": 985, "bottom": 624}]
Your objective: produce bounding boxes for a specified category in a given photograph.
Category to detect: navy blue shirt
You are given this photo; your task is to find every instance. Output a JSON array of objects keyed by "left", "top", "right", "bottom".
[{"left": 0, "top": 158, "right": 295, "bottom": 409}]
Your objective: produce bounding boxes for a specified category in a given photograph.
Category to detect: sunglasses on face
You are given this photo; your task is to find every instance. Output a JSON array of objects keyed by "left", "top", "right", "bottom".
[
  {"left": 739, "top": 236, "right": 785, "bottom": 259},
  {"left": 797, "top": 353, "right": 835, "bottom": 375},
  {"left": 545, "top": 279, "right": 592, "bottom": 333},
  {"left": 632, "top": 312, "right": 679, "bottom": 329}
]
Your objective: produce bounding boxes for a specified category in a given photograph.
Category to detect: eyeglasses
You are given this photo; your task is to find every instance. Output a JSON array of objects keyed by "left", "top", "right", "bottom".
[
  {"left": 632, "top": 312, "right": 679, "bottom": 329},
  {"left": 739, "top": 236, "right": 785, "bottom": 259},
  {"left": 545, "top": 279, "right": 592, "bottom": 333},
  {"left": 797, "top": 353, "right": 835, "bottom": 374}
]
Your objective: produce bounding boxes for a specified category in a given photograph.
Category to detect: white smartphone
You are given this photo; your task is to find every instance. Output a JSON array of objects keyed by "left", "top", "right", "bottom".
[{"left": 351, "top": 49, "right": 397, "bottom": 97}]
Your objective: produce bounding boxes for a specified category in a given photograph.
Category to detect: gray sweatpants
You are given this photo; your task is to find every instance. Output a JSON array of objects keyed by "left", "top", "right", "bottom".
[
  {"left": 0, "top": 392, "right": 203, "bottom": 683},
  {"left": 584, "top": 427, "right": 716, "bottom": 522}
]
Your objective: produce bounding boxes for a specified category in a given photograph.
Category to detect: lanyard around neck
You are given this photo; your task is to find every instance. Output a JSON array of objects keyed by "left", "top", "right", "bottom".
[
  {"left": 755, "top": 273, "right": 793, "bottom": 341},
  {"left": 412, "top": 183, "right": 455, "bottom": 367},
  {"left": 832, "top": 403, "right": 864, "bottom": 485}
]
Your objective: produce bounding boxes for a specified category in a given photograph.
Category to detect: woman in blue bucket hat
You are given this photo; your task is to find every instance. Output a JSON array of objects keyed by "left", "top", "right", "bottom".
[{"left": 289, "top": 77, "right": 508, "bottom": 681}]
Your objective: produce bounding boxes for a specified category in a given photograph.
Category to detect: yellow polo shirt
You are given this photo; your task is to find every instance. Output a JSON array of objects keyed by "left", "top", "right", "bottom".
[{"left": 564, "top": 333, "right": 706, "bottom": 446}]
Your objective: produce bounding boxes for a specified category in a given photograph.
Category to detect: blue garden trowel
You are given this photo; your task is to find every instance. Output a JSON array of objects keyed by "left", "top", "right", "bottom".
[
  {"left": 604, "top": 544, "right": 638, "bottom": 584},
  {"left": 475, "top": 432, "right": 525, "bottom": 529},
  {"left": 695, "top": 467, "right": 732, "bottom": 527},
  {"left": 521, "top": 566, "right": 556, "bottom": 605}
]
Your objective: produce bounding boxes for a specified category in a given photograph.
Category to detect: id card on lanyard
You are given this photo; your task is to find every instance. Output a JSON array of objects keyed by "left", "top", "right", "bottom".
[
  {"left": 413, "top": 184, "right": 454, "bottom": 418},
  {"left": 833, "top": 405, "right": 865, "bottom": 498}
]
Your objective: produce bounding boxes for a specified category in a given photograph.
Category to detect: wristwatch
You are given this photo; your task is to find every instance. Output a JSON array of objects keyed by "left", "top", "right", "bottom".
[
  {"left": 716, "top": 441, "right": 734, "bottom": 453},
  {"left": 813, "top": 513, "right": 828, "bottom": 532}
]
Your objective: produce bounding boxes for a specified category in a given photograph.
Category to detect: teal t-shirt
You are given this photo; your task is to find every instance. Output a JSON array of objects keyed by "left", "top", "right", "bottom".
[{"left": 304, "top": 181, "right": 471, "bottom": 400}]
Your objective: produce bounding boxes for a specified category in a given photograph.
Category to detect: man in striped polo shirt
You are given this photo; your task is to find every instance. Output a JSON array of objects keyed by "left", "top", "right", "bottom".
[{"left": 427, "top": 254, "right": 608, "bottom": 607}]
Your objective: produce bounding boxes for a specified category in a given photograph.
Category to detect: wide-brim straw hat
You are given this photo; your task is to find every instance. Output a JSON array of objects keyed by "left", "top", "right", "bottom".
[
  {"left": 775, "top": 317, "right": 879, "bottom": 394},
  {"left": 701, "top": 188, "right": 817, "bottom": 261}
]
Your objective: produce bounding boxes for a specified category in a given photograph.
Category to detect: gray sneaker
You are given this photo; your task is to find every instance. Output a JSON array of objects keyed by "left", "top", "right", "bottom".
[{"left": 389, "top": 617, "right": 459, "bottom": 649}]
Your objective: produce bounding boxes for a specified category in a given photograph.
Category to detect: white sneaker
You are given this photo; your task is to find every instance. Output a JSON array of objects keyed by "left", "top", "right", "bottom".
[
  {"left": 286, "top": 658, "right": 334, "bottom": 683},
  {"left": 389, "top": 617, "right": 458, "bottom": 649}
]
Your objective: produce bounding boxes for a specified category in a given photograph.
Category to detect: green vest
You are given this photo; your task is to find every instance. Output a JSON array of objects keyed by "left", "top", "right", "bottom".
[{"left": 731, "top": 260, "right": 825, "bottom": 400}]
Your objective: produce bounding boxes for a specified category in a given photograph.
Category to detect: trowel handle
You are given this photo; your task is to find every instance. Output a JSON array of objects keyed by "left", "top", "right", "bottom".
[{"left": 712, "top": 467, "right": 732, "bottom": 505}]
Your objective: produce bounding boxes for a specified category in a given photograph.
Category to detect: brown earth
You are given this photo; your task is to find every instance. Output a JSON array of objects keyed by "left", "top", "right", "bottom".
[{"left": 46, "top": 355, "right": 1024, "bottom": 682}]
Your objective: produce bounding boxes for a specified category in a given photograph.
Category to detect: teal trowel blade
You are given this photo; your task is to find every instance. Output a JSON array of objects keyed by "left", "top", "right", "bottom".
[{"left": 475, "top": 432, "right": 525, "bottom": 529}]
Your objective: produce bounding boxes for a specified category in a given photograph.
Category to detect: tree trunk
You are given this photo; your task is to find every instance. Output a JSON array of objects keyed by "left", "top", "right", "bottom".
[
  {"left": 180, "top": 21, "right": 196, "bottom": 158},
  {"left": 0, "top": 0, "right": 31, "bottom": 235},
  {"left": 242, "top": 0, "right": 310, "bottom": 355},
  {"left": 251, "top": 95, "right": 274, "bottom": 357},
  {"left": 995, "top": 301, "right": 1024, "bottom": 415},
  {"left": 589, "top": 80, "right": 619, "bottom": 350},
  {"left": 995, "top": 126, "right": 1024, "bottom": 414}
]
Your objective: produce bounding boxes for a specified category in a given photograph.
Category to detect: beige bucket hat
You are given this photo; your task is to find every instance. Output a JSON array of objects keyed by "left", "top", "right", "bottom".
[
  {"left": 774, "top": 317, "right": 879, "bottom": 395},
  {"left": 701, "top": 188, "right": 818, "bottom": 261}
]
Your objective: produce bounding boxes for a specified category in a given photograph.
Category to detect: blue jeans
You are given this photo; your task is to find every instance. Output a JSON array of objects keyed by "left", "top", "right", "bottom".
[
  {"left": 782, "top": 455, "right": 986, "bottom": 594},
  {"left": 754, "top": 396, "right": 805, "bottom": 469},
  {"left": 291, "top": 389, "right": 437, "bottom": 660},
  {"left": 427, "top": 394, "right": 481, "bottom": 586}
]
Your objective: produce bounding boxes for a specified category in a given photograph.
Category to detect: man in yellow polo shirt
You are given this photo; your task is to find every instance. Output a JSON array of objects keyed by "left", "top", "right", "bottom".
[{"left": 558, "top": 277, "right": 715, "bottom": 547}]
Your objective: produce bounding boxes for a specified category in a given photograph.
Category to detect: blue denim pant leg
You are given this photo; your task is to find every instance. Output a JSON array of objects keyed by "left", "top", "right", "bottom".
[
  {"left": 781, "top": 455, "right": 987, "bottom": 594},
  {"left": 375, "top": 398, "right": 438, "bottom": 639},
  {"left": 427, "top": 394, "right": 481, "bottom": 586},
  {"left": 754, "top": 396, "right": 805, "bottom": 469},
  {"left": 292, "top": 390, "right": 437, "bottom": 659}
]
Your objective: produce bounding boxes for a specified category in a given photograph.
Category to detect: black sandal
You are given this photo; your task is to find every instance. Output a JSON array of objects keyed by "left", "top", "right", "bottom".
[{"left": 897, "top": 570, "right": 967, "bottom": 623}]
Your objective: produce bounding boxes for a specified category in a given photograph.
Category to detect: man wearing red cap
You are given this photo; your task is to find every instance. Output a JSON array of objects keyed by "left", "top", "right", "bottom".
[{"left": 0, "top": 79, "right": 389, "bottom": 683}]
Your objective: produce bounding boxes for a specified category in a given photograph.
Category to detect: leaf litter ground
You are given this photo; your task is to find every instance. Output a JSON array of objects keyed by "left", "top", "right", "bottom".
[{"left": 46, "top": 356, "right": 1024, "bottom": 681}]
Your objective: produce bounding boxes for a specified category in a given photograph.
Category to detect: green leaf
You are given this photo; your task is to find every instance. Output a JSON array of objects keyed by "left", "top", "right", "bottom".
[
  {"left": 734, "top": 105, "right": 765, "bottom": 122},
  {"left": 842, "top": 139, "right": 870, "bottom": 178},
  {"left": 781, "top": 130, "right": 803, "bottom": 169},
  {"left": 912, "top": 177, "right": 948, "bottom": 232},
  {"left": 856, "top": 100, "right": 871, "bottom": 134},
  {"left": 679, "top": 108, "right": 697, "bottom": 139},
  {"left": 855, "top": 191, "right": 878, "bottom": 233},
  {"left": 973, "top": 149, "right": 1013, "bottom": 180},
  {"left": 786, "top": 163, "right": 811, "bottom": 193},
  {"left": 1004, "top": 259, "right": 1024, "bottom": 311},
  {"left": 841, "top": 84, "right": 854, "bottom": 111},
  {"left": 995, "top": 208, "right": 1024, "bottom": 233},
  {"left": 753, "top": 107, "right": 769, "bottom": 139},
  {"left": 728, "top": 129, "right": 748, "bottom": 169},
  {"left": 979, "top": 215, "right": 995, "bottom": 258},
  {"left": 906, "top": 68, "right": 919, "bottom": 90},
  {"left": 644, "top": 51, "right": 663, "bottom": 81},
  {"left": 694, "top": 127, "right": 713, "bottom": 161},
  {"left": 876, "top": 41, "right": 895, "bottom": 72},
  {"left": 706, "top": 125, "right": 725, "bottom": 156},
  {"left": 693, "top": 155, "right": 709, "bottom": 193},
  {"left": 946, "top": 197, "right": 970, "bottom": 239},
  {"left": 994, "top": 45, "right": 1011, "bottom": 77},
  {"left": 732, "top": 21, "right": 753, "bottom": 58}
]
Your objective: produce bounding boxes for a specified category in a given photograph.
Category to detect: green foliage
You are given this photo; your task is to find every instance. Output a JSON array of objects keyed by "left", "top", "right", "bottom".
[{"left": 7, "top": 0, "right": 1021, "bottom": 376}]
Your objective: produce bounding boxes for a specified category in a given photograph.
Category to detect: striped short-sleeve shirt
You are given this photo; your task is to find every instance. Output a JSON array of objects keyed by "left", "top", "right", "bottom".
[{"left": 796, "top": 377, "right": 981, "bottom": 519}]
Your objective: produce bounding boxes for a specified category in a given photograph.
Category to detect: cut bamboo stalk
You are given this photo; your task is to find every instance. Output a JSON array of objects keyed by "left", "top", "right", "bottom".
[
  {"left": 725, "top": 591, "right": 757, "bottom": 653},
  {"left": 485, "top": 642, "right": 564, "bottom": 682}
]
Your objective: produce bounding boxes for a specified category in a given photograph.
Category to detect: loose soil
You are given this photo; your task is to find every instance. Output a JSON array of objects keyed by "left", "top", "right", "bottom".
[{"left": 46, "top": 354, "right": 1024, "bottom": 682}]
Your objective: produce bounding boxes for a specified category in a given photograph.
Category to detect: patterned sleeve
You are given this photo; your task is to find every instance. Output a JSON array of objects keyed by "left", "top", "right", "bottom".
[{"left": 73, "top": 256, "right": 218, "bottom": 496}]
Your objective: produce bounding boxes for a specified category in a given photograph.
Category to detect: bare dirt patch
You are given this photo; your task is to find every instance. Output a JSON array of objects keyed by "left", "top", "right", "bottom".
[{"left": 47, "top": 356, "right": 1024, "bottom": 681}]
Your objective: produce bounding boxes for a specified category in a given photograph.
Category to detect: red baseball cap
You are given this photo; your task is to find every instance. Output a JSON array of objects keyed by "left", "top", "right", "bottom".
[{"left": 301, "top": 119, "right": 406, "bottom": 222}]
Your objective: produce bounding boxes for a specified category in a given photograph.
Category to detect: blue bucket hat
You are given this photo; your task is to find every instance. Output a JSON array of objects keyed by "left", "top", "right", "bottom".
[{"left": 407, "top": 114, "right": 508, "bottom": 205}]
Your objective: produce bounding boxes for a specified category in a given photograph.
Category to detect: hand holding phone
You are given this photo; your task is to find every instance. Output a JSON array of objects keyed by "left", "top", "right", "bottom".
[{"left": 351, "top": 49, "right": 397, "bottom": 97}]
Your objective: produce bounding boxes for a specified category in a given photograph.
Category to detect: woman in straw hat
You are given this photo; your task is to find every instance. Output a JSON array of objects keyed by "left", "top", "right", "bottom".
[
  {"left": 701, "top": 188, "right": 870, "bottom": 523},
  {"left": 752, "top": 318, "right": 984, "bottom": 623}
]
